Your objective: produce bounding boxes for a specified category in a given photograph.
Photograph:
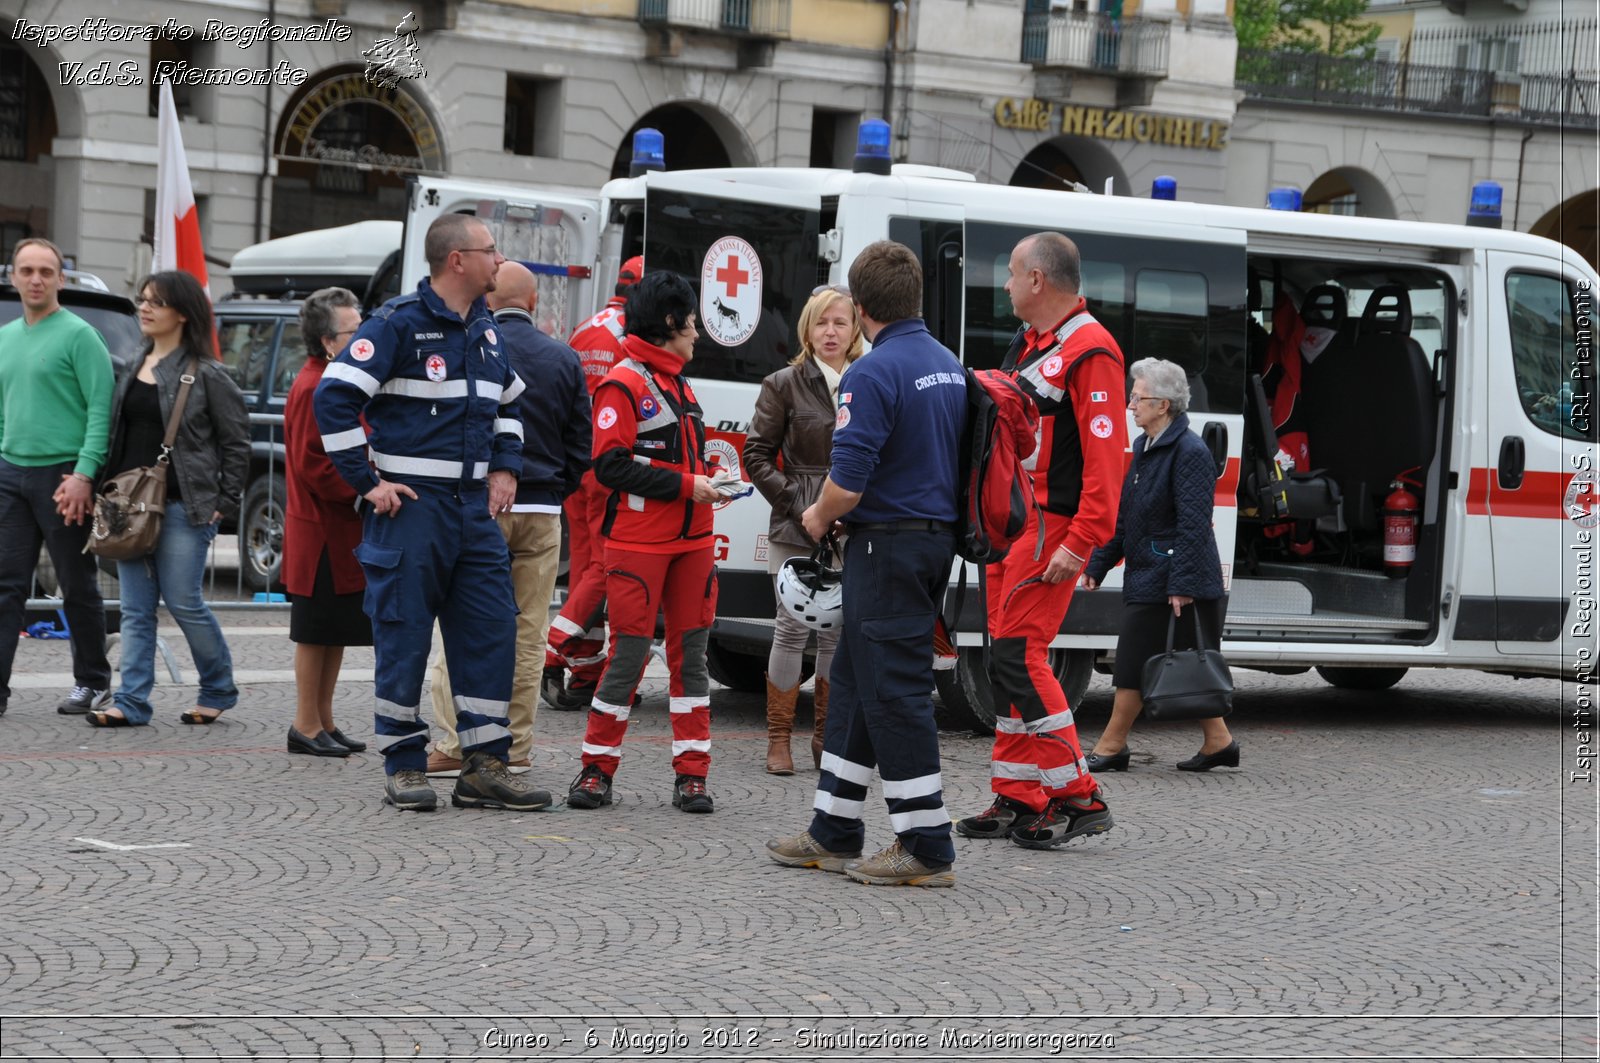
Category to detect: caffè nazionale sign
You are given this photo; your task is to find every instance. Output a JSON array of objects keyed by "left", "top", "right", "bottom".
[{"left": 994, "top": 97, "right": 1229, "bottom": 150}]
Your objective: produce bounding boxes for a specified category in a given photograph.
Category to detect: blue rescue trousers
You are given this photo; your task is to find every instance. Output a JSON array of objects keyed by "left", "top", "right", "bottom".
[
  {"left": 808, "top": 524, "right": 956, "bottom": 867},
  {"left": 355, "top": 483, "right": 516, "bottom": 774}
]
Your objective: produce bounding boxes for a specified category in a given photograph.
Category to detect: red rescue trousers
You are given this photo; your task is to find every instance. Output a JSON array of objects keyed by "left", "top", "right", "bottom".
[
  {"left": 984, "top": 509, "right": 1100, "bottom": 810},
  {"left": 546, "top": 471, "right": 610, "bottom": 684},
  {"left": 579, "top": 542, "right": 716, "bottom": 778}
]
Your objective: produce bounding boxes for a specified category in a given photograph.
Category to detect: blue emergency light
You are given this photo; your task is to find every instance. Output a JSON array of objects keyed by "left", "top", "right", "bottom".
[
  {"left": 1467, "top": 181, "right": 1503, "bottom": 229},
  {"left": 853, "top": 118, "right": 892, "bottom": 175},
  {"left": 1152, "top": 176, "right": 1177, "bottom": 200},
  {"left": 1267, "top": 187, "right": 1302, "bottom": 211},
  {"left": 630, "top": 128, "right": 665, "bottom": 178}
]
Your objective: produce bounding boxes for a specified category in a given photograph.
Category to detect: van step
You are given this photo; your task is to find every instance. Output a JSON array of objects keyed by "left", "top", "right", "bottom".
[{"left": 1225, "top": 611, "right": 1430, "bottom": 636}]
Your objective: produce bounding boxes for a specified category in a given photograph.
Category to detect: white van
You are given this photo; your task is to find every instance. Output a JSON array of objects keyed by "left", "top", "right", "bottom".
[{"left": 401, "top": 154, "right": 1595, "bottom": 730}]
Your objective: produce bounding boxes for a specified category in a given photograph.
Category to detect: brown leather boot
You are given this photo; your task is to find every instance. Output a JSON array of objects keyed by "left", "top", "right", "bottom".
[
  {"left": 765, "top": 676, "right": 798, "bottom": 775},
  {"left": 811, "top": 676, "right": 829, "bottom": 769}
]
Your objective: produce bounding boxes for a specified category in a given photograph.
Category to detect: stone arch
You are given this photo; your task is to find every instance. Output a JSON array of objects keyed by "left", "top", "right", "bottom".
[
  {"left": 609, "top": 101, "right": 755, "bottom": 178},
  {"left": 1530, "top": 189, "right": 1600, "bottom": 272},
  {"left": 0, "top": 27, "right": 80, "bottom": 252},
  {"left": 1007, "top": 135, "right": 1130, "bottom": 196},
  {"left": 269, "top": 65, "right": 446, "bottom": 237},
  {"left": 1304, "top": 166, "right": 1397, "bottom": 218}
]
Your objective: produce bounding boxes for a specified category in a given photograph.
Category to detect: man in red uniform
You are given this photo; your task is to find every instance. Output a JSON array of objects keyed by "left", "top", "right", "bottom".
[
  {"left": 955, "top": 231, "right": 1126, "bottom": 849},
  {"left": 565, "top": 271, "right": 722, "bottom": 814},
  {"left": 543, "top": 256, "right": 644, "bottom": 710}
]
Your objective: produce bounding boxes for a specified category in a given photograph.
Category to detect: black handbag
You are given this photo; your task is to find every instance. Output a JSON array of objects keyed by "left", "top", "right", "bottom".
[{"left": 1140, "top": 606, "right": 1233, "bottom": 721}]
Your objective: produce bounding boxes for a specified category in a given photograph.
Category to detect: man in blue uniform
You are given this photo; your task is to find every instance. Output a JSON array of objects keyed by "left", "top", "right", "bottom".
[
  {"left": 766, "top": 240, "right": 967, "bottom": 887},
  {"left": 314, "top": 213, "right": 549, "bottom": 813}
]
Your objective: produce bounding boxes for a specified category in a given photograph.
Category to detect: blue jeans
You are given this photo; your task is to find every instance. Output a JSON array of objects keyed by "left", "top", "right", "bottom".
[{"left": 113, "top": 503, "right": 237, "bottom": 724}]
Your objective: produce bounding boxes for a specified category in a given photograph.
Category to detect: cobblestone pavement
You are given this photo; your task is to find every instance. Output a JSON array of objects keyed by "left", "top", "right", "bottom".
[{"left": 0, "top": 608, "right": 1593, "bottom": 1061}]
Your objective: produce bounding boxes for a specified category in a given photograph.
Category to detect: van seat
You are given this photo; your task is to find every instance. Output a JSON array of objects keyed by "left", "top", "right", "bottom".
[{"left": 1303, "top": 285, "right": 1435, "bottom": 529}]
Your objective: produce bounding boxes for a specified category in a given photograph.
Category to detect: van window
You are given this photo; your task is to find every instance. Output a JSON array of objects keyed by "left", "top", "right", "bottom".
[
  {"left": 275, "top": 322, "right": 307, "bottom": 397},
  {"left": 1134, "top": 269, "right": 1208, "bottom": 380},
  {"left": 1505, "top": 271, "right": 1594, "bottom": 441},
  {"left": 216, "top": 318, "right": 276, "bottom": 398}
]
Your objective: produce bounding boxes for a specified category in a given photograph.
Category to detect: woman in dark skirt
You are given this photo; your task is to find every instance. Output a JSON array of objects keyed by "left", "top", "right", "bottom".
[
  {"left": 1082, "top": 357, "right": 1238, "bottom": 772},
  {"left": 282, "top": 287, "right": 372, "bottom": 757}
]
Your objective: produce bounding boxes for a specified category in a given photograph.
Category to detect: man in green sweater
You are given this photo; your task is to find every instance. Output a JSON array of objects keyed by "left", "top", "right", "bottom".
[{"left": 0, "top": 238, "right": 115, "bottom": 716}]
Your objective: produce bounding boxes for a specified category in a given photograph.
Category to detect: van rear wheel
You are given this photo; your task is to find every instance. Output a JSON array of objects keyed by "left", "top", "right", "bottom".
[
  {"left": 1315, "top": 665, "right": 1408, "bottom": 691},
  {"left": 935, "top": 646, "right": 1094, "bottom": 736}
]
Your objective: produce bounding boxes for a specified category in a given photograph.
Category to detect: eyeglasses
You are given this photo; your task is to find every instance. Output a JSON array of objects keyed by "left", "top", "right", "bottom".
[
  {"left": 1128, "top": 395, "right": 1166, "bottom": 407},
  {"left": 454, "top": 246, "right": 500, "bottom": 258},
  {"left": 329, "top": 328, "right": 358, "bottom": 340},
  {"left": 134, "top": 296, "right": 169, "bottom": 309},
  {"left": 812, "top": 284, "right": 851, "bottom": 298}
]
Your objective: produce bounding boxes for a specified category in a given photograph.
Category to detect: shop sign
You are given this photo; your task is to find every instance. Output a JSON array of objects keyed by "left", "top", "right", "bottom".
[{"left": 994, "top": 98, "right": 1228, "bottom": 150}]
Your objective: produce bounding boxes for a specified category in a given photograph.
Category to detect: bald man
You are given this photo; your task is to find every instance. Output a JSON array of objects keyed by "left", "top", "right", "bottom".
[{"left": 427, "top": 261, "right": 592, "bottom": 775}]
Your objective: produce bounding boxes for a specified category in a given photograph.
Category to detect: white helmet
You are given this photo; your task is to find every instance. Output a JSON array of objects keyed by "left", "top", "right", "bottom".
[{"left": 776, "top": 549, "right": 843, "bottom": 632}]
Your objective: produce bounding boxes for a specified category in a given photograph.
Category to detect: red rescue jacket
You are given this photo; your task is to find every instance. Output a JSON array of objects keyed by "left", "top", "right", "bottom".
[{"left": 569, "top": 298, "right": 627, "bottom": 397}]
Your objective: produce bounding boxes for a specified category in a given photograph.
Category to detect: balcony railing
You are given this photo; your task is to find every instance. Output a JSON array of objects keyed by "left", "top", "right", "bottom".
[
  {"left": 1238, "top": 48, "right": 1598, "bottom": 126},
  {"left": 638, "top": 0, "right": 790, "bottom": 39},
  {"left": 1022, "top": 11, "right": 1170, "bottom": 78}
]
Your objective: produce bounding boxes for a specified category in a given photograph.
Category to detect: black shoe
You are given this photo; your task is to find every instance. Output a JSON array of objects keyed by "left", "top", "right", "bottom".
[
  {"left": 1177, "top": 741, "right": 1240, "bottom": 772},
  {"left": 453, "top": 751, "right": 553, "bottom": 810},
  {"left": 1011, "top": 794, "right": 1115, "bottom": 850},
  {"left": 672, "top": 774, "right": 714, "bottom": 814},
  {"left": 567, "top": 763, "right": 614, "bottom": 809},
  {"left": 1085, "top": 748, "right": 1131, "bottom": 772},
  {"left": 954, "top": 796, "right": 1036, "bottom": 839},
  {"left": 57, "top": 685, "right": 110, "bottom": 715},
  {"left": 327, "top": 727, "right": 367, "bottom": 752},
  {"left": 287, "top": 726, "right": 350, "bottom": 758}
]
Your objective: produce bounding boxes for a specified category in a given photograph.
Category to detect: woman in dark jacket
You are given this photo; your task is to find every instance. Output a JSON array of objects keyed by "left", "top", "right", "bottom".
[
  {"left": 1082, "top": 357, "right": 1238, "bottom": 771},
  {"left": 88, "top": 271, "right": 250, "bottom": 727},
  {"left": 282, "top": 287, "right": 371, "bottom": 757},
  {"left": 742, "top": 285, "right": 862, "bottom": 774}
]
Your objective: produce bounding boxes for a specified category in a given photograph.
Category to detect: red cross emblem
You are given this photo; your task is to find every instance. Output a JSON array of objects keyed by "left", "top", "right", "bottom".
[{"left": 716, "top": 255, "right": 749, "bottom": 297}]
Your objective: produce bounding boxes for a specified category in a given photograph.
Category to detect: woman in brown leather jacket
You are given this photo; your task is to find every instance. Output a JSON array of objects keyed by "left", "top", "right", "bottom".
[{"left": 742, "top": 286, "right": 863, "bottom": 774}]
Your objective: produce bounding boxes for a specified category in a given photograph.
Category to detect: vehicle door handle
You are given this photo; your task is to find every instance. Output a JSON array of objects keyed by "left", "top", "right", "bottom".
[
  {"left": 1202, "top": 422, "right": 1228, "bottom": 479},
  {"left": 1497, "top": 435, "right": 1525, "bottom": 490}
]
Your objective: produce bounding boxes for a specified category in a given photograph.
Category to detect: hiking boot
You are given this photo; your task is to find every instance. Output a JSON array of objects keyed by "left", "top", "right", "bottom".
[
  {"left": 1010, "top": 794, "right": 1114, "bottom": 849},
  {"left": 954, "top": 796, "right": 1037, "bottom": 839},
  {"left": 383, "top": 770, "right": 438, "bottom": 812},
  {"left": 425, "top": 750, "right": 463, "bottom": 777},
  {"left": 452, "top": 751, "right": 553, "bottom": 811},
  {"left": 58, "top": 685, "right": 110, "bottom": 715},
  {"left": 766, "top": 831, "right": 861, "bottom": 873},
  {"left": 566, "top": 763, "right": 613, "bottom": 809},
  {"left": 843, "top": 840, "right": 955, "bottom": 887},
  {"left": 671, "top": 774, "right": 714, "bottom": 814}
]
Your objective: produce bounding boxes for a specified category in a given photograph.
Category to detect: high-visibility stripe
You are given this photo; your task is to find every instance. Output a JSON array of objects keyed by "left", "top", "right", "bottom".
[
  {"left": 456, "top": 695, "right": 509, "bottom": 719},
  {"left": 493, "top": 418, "right": 523, "bottom": 440},
  {"left": 671, "top": 739, "right": 712, "bottom": 755},
  {"left": 820, "top": 751, "right": 873, "bottom": 786},
  {"left": 1040, "top": 761, "right": 1085, "bottom": 788},
  {"left": 889, "top": 806, "right": 952, "bottom": 832},
  {"left": 371, "top": 452, "right": 489, "bottom": 480},
  {"left": 992, "top": 759, "right": 1037, "bottom": 781},
  {"left": 502, "top": 374, "right": 526, "bottom": 404},
  {"left": 814, "top": 790, "right": 865, "bottom": 819},
  {"left": 324, "top": 361, "right": 381, "bottom": 396},
  {"left": 582, "top": 741, "right": 622, "bottom": 757},
  {"left": 669, "top": 696, "right": 706, "bottom": 714},
  {"left": 373, "top": 731, "right": 420, "bottom": 752},
  {"left": 381, "top": 378, "right": 469, "bottom": 400},
  {"left": 551, "top": 615, "right": 585, "bottom": 638},
  {"left": 457, "top": 722, "right": 512, "bottom": 748},
  {"left": 592, "top": 697, "right": 632, "bottom": 722},
  {"left": 321, "top": 427, "right": 368, "bottom": 454},
  {"left": 376, "top": 698, "right": 419, "bottom": 722},
  {"left": 882, "top": 771, "right": 943, "bottom": 800}
]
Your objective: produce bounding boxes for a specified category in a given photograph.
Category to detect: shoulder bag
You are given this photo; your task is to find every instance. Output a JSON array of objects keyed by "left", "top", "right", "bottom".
[
  {"left": 1140, "top": 604, "right": 1234, "bottom": 721},
  {"left": 86, "top": 355, "right": 199, "bottom": 561}
]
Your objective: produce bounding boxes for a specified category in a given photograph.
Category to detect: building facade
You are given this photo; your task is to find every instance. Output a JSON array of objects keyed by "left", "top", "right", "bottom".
[{"left": 1, "top": 0, "right": 1593, "bottom": 293}]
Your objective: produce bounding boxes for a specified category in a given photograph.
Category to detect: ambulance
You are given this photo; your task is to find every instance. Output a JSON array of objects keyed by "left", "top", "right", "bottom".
[{"left": 399, "top": 123, "right": 1596, "bottom": 731}]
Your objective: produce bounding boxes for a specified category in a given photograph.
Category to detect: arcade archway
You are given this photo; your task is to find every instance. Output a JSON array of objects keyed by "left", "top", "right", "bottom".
[
  {"left": 1008, "top": 136, "right": 1129, "bottom": 196},
  {"left": 271, "top": 66, "right": 445, "bottom": 238},
  {"left": 1304, "top": 167, "right": 1397, "bottom": 218},
  {"left": 0, "top": 36, "right": 63, "bottom": 252},
  {"left": 609, "top": 103, "right": 750, "bottom": 178},
  {"left": 1531, "top": 189, "right": 1600, "bottom": 272}
]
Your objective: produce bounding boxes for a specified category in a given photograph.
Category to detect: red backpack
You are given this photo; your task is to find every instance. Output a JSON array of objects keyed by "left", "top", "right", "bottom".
[{"left": 955, "top": 368, "right": 1044, "bottom": 565}]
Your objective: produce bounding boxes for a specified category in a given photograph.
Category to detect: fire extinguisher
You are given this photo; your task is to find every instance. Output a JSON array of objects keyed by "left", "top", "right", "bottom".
[{"left": 1381, "top": 467, "right": 1423, "bottom": 579}]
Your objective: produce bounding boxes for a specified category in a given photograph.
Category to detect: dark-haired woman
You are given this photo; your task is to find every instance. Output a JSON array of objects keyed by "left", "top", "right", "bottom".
[
  {"left": 282, "top": 287, "right": 371, "bottom": 756},
  {"left": 566, "top": 271, "right": 723, "bottom": 815},
  {"left": 88, "top": 271, "right": 249, "bottom": 727}
]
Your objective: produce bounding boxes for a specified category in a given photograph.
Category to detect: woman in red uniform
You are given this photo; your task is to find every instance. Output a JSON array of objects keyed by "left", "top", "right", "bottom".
[
  {"left": 282, "top": 287, "right": 371, "bottom": 757},
  {"left": 566, "top": 272, "right": 722, "bottom": 814}
]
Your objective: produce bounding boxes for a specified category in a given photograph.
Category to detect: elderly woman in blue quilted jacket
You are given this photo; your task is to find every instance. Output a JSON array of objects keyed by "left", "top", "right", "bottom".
[{"left": 1081, "top": 357, "right": 1238, "bottom": 772}]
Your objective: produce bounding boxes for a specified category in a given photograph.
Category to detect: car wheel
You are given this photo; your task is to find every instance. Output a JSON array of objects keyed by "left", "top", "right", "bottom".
[
  {"left": 1315, "top": 665, "right": 1408, "bottom": 691},
  {"left": 934, "top": 646, "right": 1094, "bottom": 735},
  {"left": 238, "top": 474, "right": 286, "bottom": 593}
]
